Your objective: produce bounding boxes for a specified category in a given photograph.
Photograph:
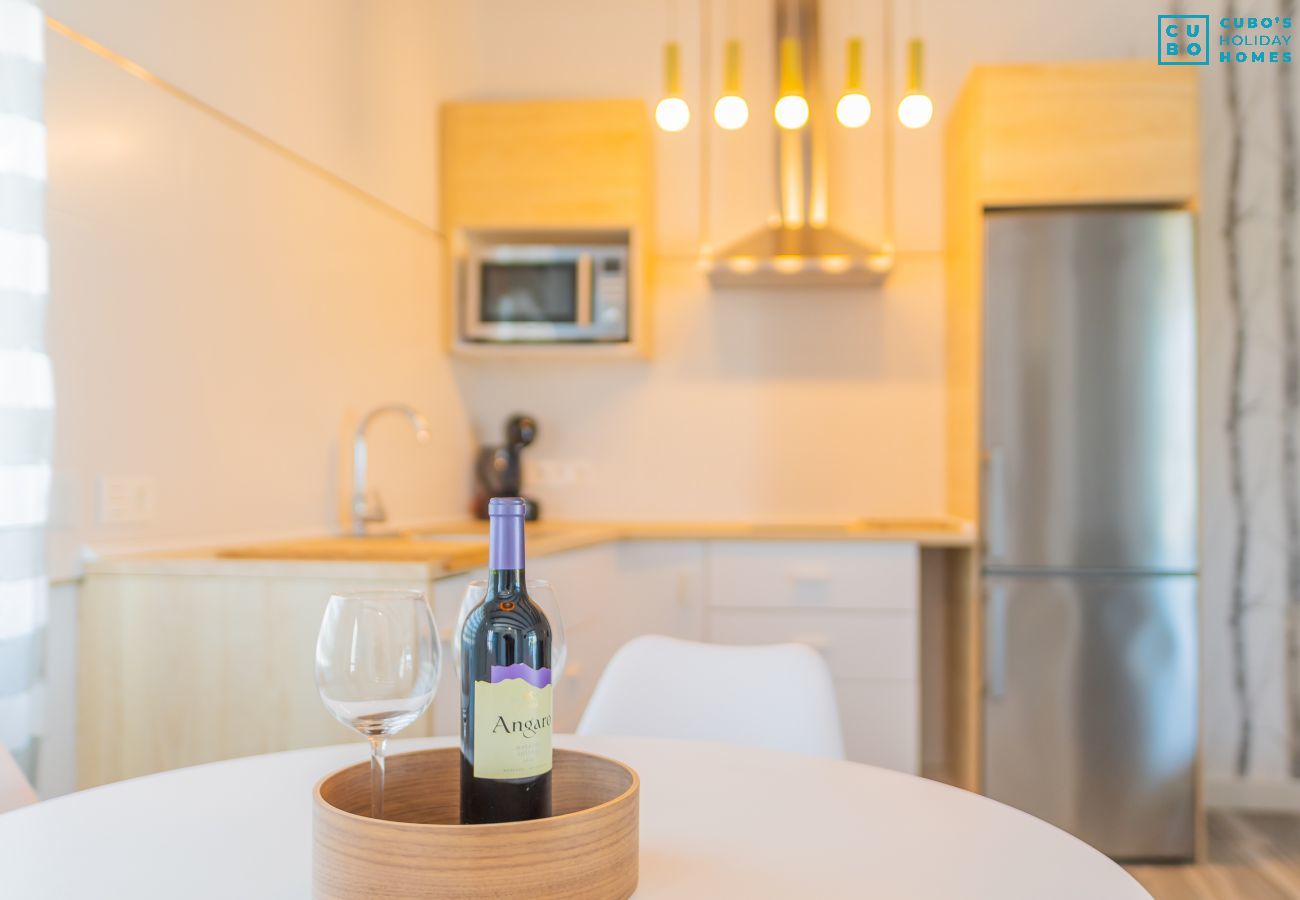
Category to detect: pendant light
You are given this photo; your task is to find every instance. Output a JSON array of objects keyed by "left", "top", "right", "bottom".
[
  {"left": 774, "top": 36, "right": 809, "bottom": 129},
  {"left": 896, "top": 37, "right": 933, "bottom": 129},
  {"left": 655, "top": 41, "right": 691, "bottom": 132},
  {"left": 835, "top": 37, "right": 871, "bottom": 128},
  {"left": 713, "top": 40, "right": 749, "bottom": 130}
]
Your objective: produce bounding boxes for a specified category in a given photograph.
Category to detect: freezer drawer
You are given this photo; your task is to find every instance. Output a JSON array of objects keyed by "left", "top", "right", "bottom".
[
  {"left": 983, "top": 573, "right": 1197, "bottom": 859},
  {"left": 982, "top": 209, "right": 1197, "bottom": 571}
]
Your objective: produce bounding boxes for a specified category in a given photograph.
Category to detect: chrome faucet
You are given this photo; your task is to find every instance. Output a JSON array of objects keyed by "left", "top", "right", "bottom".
[{"left": 351, "top": 404, "right": 431, "bottom": 535}]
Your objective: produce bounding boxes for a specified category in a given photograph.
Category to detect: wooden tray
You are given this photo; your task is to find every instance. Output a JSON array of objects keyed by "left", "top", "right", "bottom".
[{"left": 313, "top": 747, "right": 639, "bottom": 899}]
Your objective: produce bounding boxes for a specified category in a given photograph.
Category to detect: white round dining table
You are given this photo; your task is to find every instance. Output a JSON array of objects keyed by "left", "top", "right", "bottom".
[{"left": 0, "top": 735, "right": 1148, "bottom": 899}]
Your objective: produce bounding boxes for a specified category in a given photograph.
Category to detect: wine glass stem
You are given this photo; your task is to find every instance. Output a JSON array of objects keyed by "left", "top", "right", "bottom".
[{"left": 368, "top": 735, "right": 387, "bottom": 820}]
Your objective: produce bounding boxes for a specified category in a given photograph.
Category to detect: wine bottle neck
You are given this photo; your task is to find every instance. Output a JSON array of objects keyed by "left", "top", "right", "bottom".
[
  {"left": 488, "top": 568, "right": 526, "bottom": 595},
  {"left": 488, "top": 507, "right": 525, "bottom": 572}
]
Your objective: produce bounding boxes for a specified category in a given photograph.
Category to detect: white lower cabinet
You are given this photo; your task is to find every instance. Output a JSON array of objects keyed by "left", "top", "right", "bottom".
[
  {"left": 704, "top": 608, "right": 917, "bottom": 681},
  {"left": 528, "top": 538, "right": 922, "bottom": 773},
  {"left": 702, "top": 541, "right": 921, "bottom": 773},
  {"left": 705, "top": 540, "right": 918, "bottom": 611},
  {"left": 834, "top": 680, "right": 920, "bottom": 773}
]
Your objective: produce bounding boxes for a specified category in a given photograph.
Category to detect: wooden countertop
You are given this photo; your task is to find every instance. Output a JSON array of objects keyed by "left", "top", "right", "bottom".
[
  {"left": 214, "top": 522, "right": 615, "bottom": 572},
  {"left": 615, "top": 519, "right": 974, "bottom": 545},
  {"left": 85, "top": 518, "right": 973, "bottom": 579}
]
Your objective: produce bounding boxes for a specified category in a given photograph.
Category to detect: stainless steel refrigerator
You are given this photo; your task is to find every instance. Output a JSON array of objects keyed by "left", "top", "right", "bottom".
[{"left": 981, "top": 208, "right": 1199, "bottom": 860}]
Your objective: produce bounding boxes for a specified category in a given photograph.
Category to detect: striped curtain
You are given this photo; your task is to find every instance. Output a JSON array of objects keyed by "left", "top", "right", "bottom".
[{"left": 0, "top": 0, "right": 50, "bottom": 782}]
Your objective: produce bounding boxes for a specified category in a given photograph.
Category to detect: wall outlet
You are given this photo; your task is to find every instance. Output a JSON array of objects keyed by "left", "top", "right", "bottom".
[
  {"left": 97, "top": 476, "right": 156, "bottom": 524},
  {"left": 526, "top": 459, "right": 592, "bottom": 487}
]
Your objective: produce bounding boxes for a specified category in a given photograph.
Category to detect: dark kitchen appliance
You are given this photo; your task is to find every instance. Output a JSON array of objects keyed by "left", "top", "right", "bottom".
[{"left": 472, "top": 414, "right": 540, "bottom": 520}]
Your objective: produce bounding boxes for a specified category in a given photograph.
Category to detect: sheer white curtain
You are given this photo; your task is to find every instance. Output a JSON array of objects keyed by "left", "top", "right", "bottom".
[{"left": 0, "top": 0, "right": 51, "bottom": 781}]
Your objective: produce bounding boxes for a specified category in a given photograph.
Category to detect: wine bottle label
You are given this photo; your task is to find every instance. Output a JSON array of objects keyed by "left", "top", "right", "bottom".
[{"left": 473, "top": 664, "right": 553, "bottom": 780}]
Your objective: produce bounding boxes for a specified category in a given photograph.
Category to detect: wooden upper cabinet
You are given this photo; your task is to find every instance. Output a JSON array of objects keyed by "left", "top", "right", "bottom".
[
  {"left": 948, "top": 61, "right": 1199, "bottom": 209},
  {"left": 440, "top": 99, "right": 651, "bottom": 231}
]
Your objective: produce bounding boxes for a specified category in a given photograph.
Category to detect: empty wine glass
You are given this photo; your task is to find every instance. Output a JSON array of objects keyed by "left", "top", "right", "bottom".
[
  {"left": 454, "top": 578, "right": 566, "bottom": 682},
  {"left": 316, "top": 589, "right": 441, "bottom": 819}
]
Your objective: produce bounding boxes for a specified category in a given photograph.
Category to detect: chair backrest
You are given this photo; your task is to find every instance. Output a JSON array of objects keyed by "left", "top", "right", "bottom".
[
  {"left": 0, "top": 743, "right": 37, "bottom": 813},
  {"left": 576, "top": 635, "right": 845, "bottom": 759}
]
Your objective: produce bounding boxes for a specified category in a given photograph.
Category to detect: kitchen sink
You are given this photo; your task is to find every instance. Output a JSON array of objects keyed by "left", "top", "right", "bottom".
[{"left": 405, "top": 532, "right": 488, "bottom": 543}]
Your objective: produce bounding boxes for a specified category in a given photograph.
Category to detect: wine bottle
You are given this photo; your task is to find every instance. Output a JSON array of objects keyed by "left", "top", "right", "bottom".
[{"left": 460, "top": 497, "right": 553, "bottom": 824}]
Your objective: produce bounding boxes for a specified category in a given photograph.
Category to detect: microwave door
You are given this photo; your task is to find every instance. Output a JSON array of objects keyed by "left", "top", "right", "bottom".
[
  {"left": 472, "top": 260, "right": 580, "bottom": 341},
  {"left": 457, "top": 236, "right": 630, "bottom": 343}
]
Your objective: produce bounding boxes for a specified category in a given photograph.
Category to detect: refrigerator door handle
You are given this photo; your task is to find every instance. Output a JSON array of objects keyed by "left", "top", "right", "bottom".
[
  {"left": 985, "top": 584, "right": 1009, "bottom": 700},
  {"left": 983, "top": 447, "right": 1008, "bottom": 562}
]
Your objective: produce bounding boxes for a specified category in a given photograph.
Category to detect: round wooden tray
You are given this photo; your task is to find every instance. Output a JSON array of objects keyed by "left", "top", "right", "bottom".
[{"left": 313, "top": 747, "right": 639, "bottom": 900}]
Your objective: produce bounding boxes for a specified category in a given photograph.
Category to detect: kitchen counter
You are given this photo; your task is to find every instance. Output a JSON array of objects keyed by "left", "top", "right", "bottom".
[
  {"left": 84, "top": 517, "right": 974, "bottom": 578},
  {"left": 77, "top": 517, "right": 976, "bottom": 789}
]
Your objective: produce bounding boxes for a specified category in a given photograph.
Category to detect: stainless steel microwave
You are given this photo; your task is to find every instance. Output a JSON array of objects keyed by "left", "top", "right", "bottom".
[{"left": 455, "top": 229, "right": 630, "bottom": 344}]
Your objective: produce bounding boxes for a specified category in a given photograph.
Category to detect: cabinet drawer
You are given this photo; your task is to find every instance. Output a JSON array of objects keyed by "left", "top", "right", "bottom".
[
  {"left": 837, "top": 679, "right": 919, "bottom": 773},
  {"left": 705, "top": 608, "right": 917, "bottom": 681},
  {"left": 706, "top": 540, "right": 918, "bottom": 611}
]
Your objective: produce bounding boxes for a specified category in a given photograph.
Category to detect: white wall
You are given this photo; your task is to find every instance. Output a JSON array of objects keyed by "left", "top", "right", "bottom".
[
  {"left": 44, "top": 0, "right": 440, "bottom": 228},
  {"left": 456, "top": 258, "right": 947, "bottom": 520},
  {"left": 44, "top": 0, "right": 470, "bottom": 580},
  {"left": 38, "top": 1, "right": 470, "bottom": 794}
]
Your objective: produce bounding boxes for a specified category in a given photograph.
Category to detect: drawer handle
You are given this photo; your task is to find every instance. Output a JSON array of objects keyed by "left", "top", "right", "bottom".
[{"left": 788, "top": 570, "right": 832, "bottom": 606}]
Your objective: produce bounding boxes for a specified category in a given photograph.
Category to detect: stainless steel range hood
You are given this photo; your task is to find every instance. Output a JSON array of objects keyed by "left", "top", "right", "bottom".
[{"left": 704, "top": 0, "right": 893, "bottom": 288}]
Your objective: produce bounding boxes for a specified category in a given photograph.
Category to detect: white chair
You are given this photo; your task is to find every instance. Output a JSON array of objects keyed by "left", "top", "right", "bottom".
[
  {"left": 0, "top": 744, "right": 37, "bottom": 813},
  {"left": 577, "top": 635, "right": 845, "bottom": 759}
]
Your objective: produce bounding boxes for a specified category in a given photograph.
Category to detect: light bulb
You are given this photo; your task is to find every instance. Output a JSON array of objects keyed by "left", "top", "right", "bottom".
[
  {"left": 898, "top": 39, "right": 932, "bottom": 129},
  {"left": 713, "top": 94, "right": 749, "bottom": 130},
  {"left": 774, "top": 94, "right": 809, "bottom": 130},
  {"left": 656, "top": 97, "right": 691, "bottom": 132},
  {"left": 897, "top": 93, "right": 933, "bottom": 129},
  {"left": 837, "top": 39, "right": 871, "bottom": 129},
  {"left": 774, "top": 37, "right": 808, "bottom": 130},
  {"left": 836, "top": 92, "right": 872, "bottom": 128},
  {"left": 712, "top": 40, "right": 748, "bottom": 131},
  {"left": 656, "top": 41, "right": 689, "bottom": 133}
]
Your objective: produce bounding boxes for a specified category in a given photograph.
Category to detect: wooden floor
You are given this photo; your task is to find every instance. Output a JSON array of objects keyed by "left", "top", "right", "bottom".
[{"left": 1126, "top": 812, "right": 1300, "bottom": 899}]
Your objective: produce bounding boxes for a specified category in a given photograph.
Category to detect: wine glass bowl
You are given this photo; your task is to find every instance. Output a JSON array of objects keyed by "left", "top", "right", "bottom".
[{"left": 316, "top": 589, "right": 441, "bottom": 819}]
